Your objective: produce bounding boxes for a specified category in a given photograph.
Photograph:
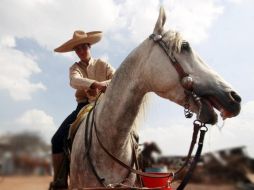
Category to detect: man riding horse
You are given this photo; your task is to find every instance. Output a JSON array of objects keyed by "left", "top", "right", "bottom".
[{"left": 50, "top": 30, "right": 115, "bottom": 190}]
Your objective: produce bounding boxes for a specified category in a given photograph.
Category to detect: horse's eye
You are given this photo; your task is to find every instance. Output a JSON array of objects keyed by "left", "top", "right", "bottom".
[{"left": 181, "top": 41, "right": 190, "bottom": 52}]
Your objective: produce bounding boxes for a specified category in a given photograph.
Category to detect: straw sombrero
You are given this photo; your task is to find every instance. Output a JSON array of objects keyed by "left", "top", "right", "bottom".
[{"left": 54, "top": 30, "right": 102, "bottom": 53}]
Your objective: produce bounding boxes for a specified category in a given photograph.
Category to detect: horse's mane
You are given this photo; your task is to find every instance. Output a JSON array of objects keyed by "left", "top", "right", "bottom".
[
  {"left": 163, "top": 30, "right": 183, "bottom": 54},
  {"left": 132, "top": 93, "right": 150, "bottom": 133}
]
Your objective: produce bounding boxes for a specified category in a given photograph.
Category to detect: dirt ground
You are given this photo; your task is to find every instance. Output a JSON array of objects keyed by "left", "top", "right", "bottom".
[
  {"left": 0, "top": 175, "right": 51, "bottom": 190},
  {"left": 0, "top": 175, "right": 240, "bottom": 190}
]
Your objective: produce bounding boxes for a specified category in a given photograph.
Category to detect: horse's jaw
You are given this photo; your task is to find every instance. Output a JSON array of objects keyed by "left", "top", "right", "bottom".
[
  {"left": 195, "top": 99, "right": 218, "bottom": 124},
  {"left": 155, "top": 87, "right": 241, "bottom": 125},
  {"left": 188, "top": 91, "right": 241, "bottom": 125}
]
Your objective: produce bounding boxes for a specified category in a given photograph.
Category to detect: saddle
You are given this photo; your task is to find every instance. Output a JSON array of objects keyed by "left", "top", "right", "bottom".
[{"left": 68, "top": 103, "right": 94, "bottom": 144}]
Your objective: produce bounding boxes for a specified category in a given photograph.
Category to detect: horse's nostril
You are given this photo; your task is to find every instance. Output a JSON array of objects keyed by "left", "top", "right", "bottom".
[{"left": 229, "top": 91, "right": 241, "bottom": 103}]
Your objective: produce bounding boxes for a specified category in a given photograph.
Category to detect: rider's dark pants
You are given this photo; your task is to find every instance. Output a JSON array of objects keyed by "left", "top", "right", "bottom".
[{"left": 51, "top": 101, "right": 88, "bottom": 154}]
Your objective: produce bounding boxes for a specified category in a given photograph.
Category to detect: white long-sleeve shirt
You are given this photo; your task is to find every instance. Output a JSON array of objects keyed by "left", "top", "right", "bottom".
[{"left": 69, "top": 58, "right": 115, "bottom": 103}]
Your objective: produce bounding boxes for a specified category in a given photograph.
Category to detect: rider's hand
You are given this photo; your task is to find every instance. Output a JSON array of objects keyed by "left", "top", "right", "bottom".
[
  {"left": 90, "top": 81, "right": 107, "bottom": 93},
  {"left": 87, "top": 88, "right": 98, "bottom": 97}
]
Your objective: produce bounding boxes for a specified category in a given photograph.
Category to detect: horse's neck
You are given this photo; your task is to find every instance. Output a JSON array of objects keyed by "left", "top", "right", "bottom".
[{"left": 96, "top": 49, "right": 147, "bottom": 151}]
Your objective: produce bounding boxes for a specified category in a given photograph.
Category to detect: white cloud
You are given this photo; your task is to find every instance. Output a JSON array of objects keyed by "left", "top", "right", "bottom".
[
  {"left": 0, "top": 0, "right": 119, "bottom": 51},
  {"left": 139, "top": 101, "right": 254, "bottom": 158},
  {"left": 108, "top": 0, "right": 160, "bottom": 45},
  {"left": 0, "top": 35, "right": 16, "bottom": 48},
  {"left": 0, "top": 0, "right": 225, "bottom": 53},
  {"left": 98, "top": 0, "right": 225, "bottom": 53},
  {"left": 226, "top": 0, "right": 245, "bottom": 4},
  {"left": 162, "top": 0, "right": 224, "bottom": 43},
  {"left": 16, "top": 109, "right": 57, "bottom": 143},
  {"left": 0, "top": 39, "right": 46, "bottom": 101}
]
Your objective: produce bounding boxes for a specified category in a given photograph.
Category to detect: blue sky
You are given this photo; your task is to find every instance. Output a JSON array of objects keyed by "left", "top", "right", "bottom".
[{"left": 0, "top": 0, "right": 254, "bottom": 157}]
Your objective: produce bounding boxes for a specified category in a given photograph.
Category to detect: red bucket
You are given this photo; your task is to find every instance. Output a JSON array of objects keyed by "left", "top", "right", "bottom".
[{"left": 142, "top": 172, "right": 172, "bottom": 190}]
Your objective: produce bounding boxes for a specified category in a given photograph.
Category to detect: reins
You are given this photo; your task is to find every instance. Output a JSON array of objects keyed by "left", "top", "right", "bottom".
[
  {"left": 83, "top": 94, "right": 207, "bottom": 190},
  {"left": 83, "top": 96, "right": 135, "bottom": 187},
  {"left": 83, "top": 103, "right": 106, "bottom": 186}
]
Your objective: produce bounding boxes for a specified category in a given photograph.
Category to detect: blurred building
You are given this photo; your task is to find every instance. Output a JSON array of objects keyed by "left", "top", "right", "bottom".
[
  {"left": 0, "top": 133, "right": 52, "bottom": 176},
  {"left": 0, "top": 136, "right": 14, "bottom": 175}
]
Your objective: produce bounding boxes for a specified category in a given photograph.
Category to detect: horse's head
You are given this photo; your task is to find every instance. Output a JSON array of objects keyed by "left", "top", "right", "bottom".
[{"left": 144, "top": 7, "right": 241, "bottom": 124}]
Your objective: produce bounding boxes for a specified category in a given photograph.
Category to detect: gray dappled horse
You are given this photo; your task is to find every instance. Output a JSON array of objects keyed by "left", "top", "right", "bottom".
[{"left": 70, "top": 7, "right": 241, "bottom": 189}]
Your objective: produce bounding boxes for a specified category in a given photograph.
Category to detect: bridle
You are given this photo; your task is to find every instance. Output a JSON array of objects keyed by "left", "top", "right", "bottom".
[
  {"left": 148, "top": 33, "right": 208, "bottom": 189},
  {"left": 149, "top": 33, "right": 202, "bottom": 119},
  {"left": 82, "top": 33, "right": 209, "bottom": 190}
]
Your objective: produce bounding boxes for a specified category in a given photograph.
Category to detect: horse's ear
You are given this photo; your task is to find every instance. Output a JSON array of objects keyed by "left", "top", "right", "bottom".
[{"left": 153, "top": 6, "right": 166, "bottom": 35}]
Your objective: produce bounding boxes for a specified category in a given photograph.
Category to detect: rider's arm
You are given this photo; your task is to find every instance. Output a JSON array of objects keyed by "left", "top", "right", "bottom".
[
  {"left": 88, "top": 60, "right": 115, "bottom": 95},
  {"left": 69, "top": 63, "right": 95, "bottom": 90}
]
